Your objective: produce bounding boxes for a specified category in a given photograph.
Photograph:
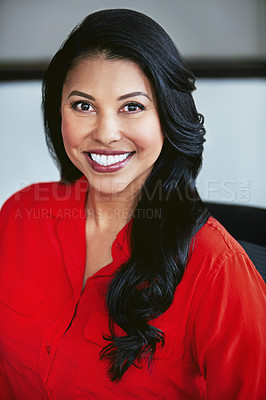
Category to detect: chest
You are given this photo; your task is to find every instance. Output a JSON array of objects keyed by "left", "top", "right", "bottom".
[
  {"left": 0, "top": 215, "right": 204, "bottom": 399},
  {"left": 83, "top": 230, "right": 116, "bottom": 286}
]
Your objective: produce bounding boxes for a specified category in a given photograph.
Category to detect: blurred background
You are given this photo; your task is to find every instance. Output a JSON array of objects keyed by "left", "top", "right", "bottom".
[{"left": 1, "top": 0, "right": 266, "bottom": 208}]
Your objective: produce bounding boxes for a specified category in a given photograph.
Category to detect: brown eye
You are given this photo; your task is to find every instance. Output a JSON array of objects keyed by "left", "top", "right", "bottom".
[
  {"left": 120, "top": 102, "right": 146, "bottom": 113},
  {"left": 71, "top": 100, "right": 96, "bottom": 112}
]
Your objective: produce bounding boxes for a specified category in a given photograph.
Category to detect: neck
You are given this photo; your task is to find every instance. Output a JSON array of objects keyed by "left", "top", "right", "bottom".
[
  {"left": 84, "top": 167, "right": 152, "bottom": 230},
  {"left": 85, "top": 186, "right": 139, "bottom": 231}
]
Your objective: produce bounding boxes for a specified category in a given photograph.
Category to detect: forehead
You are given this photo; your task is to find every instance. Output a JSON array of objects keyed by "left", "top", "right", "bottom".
[{"left": 63, "top": 56, "right": 153, "bottom": 97}]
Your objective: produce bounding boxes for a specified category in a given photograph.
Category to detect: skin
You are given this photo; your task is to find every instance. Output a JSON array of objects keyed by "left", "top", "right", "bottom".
[{"left": 60, "top": 57, "right": 164, "bottom": 282}]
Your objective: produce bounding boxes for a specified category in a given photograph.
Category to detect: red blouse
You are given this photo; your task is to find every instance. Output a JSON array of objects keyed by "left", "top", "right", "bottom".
[{"left": 0, "top": 177, "right": 265, "bottom": 399}]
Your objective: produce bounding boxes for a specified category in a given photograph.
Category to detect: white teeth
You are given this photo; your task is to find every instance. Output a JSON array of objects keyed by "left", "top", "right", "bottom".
[
  {"left": 108, "top": 155, "right": 114, "bottom": 165},
  {"left": 90, "top": 152, "right": 131, "bottom": 166}
]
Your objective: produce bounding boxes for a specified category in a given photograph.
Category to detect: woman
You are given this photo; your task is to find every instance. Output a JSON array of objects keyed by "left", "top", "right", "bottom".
[{"left": 0, "top": 9, "right": 265, "bottom": 400}]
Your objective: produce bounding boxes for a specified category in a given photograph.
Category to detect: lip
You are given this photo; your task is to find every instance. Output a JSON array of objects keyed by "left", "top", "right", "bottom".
[
  {"left": 84, "top": 151, "right": 134, "bottom": 173},
  {"left": 87, "top": 149, "right": 132, "bottom": 156}
]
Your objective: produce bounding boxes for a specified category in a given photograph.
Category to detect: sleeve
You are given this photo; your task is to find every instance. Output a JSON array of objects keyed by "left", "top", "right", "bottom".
[
  {"left": 0, "top": 199, "right": 16, "bottom": 399},
  {"left": 0, "top": 193, "right": 18, "bottom": 234},
  {"left": 192, "top": 251, "right": 266, "bottom": 400}
]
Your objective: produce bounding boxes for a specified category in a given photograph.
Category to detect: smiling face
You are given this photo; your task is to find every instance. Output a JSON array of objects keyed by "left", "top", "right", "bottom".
[{"left": 60, "top": 57, "right": 164, "bottom": 197}]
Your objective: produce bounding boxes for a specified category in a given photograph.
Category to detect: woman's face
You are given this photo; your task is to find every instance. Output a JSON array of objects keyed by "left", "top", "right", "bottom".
[{"left": 61, "top": 57, "right": 164, "bottom": 197}]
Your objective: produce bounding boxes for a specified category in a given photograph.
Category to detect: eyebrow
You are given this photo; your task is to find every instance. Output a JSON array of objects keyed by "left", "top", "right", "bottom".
[
  {"left": 117, "top": 91, "right": 151, "bottom": 101},
  {"left": 67, "top": 90, "right": 151, "bottom": 102},
  {"left": 68, "top": 90, "right": 95, "bottom": 100}
]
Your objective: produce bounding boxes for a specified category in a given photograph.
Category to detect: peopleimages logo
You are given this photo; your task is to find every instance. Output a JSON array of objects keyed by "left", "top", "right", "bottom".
[
  {"left": 12, "top": 178, "right": 251, "bottom": 204},
  {"left": 197, "top": 179, "right": 250, "bottom": 202},
  {"left": 13, "top": 179, "right": 89, "bottom": 202}
]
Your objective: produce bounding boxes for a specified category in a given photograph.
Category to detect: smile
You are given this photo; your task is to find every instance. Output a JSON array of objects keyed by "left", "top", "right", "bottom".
[
  {"left": 89, "top": 152, "right": 131, "bottom": 166},
  {"left": 84, "top": 150, "right": 135, "bottom": 173}
]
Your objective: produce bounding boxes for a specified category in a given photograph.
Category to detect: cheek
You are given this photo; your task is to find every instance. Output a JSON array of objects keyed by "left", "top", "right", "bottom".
[
  {"left": 61, "top": 116, "right": 81, "bottom": 149},
  {"left": 132, "top": 118, "right": 164, "bottom": 154}
]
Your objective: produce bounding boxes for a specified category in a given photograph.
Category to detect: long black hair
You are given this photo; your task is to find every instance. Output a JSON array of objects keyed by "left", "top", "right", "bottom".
[{"left": 42, "top": 9, "right": 210, "bottom": 381}]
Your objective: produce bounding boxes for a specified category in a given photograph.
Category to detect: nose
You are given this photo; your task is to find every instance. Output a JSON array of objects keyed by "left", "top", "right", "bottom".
[{"left": 92, "top": 112, "right": 122, "bottom": 145}]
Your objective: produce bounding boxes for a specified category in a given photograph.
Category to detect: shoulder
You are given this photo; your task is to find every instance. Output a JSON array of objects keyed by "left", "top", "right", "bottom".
[
  {"left": 0, "top": 176, "right": 89, "bottom": 224},
  {"left": 185, "top": 216, "right": 264, "bottom": 293},
  {"left": 1, "top": 181, "right": 67, "bottom": 216},
  {"left": 192, "top": 216, "right": 247, "bottom": 266},
  {"left": 0, "top": 179, "right": 88, "bottom": 224}
]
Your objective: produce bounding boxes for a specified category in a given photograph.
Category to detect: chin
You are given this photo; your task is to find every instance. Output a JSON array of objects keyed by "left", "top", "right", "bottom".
[{"left": 87, "top": 179, "right": 130, "bottom": 197}]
